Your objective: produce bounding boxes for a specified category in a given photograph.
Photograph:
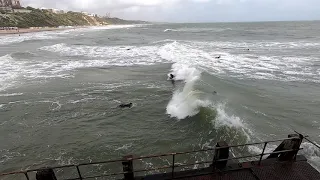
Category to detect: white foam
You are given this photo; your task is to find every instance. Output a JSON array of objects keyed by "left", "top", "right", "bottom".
[
  {"left": 115, "top": 143, "right": 133, "bottom": 151},
  {"left": 166, "top": 64, "right": 211, "bottom": 119},
  {"left": 0, "top": 25, "right": 145, "bottom": 46},
  {"left": 0, "top": 31, "right": 59, "bottom": 45},
  {"left": 1, "top": 43, "right": 165, "bottom": 91},
  {"left": 0, "top": 54, "right": 22, "bottom": 91},
  {"left": 191, "top": 40, "right": 320, "bottom": 49},
  {"left": 0, "top": 93, "right": 23, "bottom": 97},
  {"left": 0, "top": 149, "right": 26, "bottom": 164},
  {"left": 214, "top": 103, "right": 245, "bottom": 128},
  {"left": 2, "top": 39, "right": 320, "bottom": 92},
  {"left": 89, "top": 24, "right": 136, "bottom": 30},
  {"left": 165, "top": 63, "right": 248, "bottom": 134},
  {"left": 158, "top": 41, "right": 320, "bottom": 83},
  {"left": 163, "top": 27, "right": 231, "bottom": 33},
  {"left": 164, "top": 29, "right": 179, "bottom": 32},
  {"left": 300, "top": 142, "right": 320, "bottom": 172},
  {"left": 68, "top": 97, "right": 98, "bottom": 104},
  {"left": 248, "top": 144, "right": 278, "bottom": 159},
  {"left": 40, "top": 43, "right": 162, "bottom": 66}
]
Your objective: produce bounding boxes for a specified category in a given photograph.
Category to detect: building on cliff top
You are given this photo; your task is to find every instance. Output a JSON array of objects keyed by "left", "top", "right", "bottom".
[
  {"left": 0, "top": 0, "right": 21, "bottom": 8},
  {"left": 0, "top": 0, "right": 21, "bottom": 12}
]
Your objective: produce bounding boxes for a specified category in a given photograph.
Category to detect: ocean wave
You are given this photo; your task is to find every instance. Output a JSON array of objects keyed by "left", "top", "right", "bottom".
[
  {"left": 0, "top": 53, "right": 70, "bottom": 91},
  {"left": 248, "top": 144, "right": 278, "bottom": 159},
  {"left": 165, "top": 62, "right": 249, "bottom": 140},
  {"left": 158, "top": 41, "right": 320, "bottom": 83},
  {"left": 166, "top": 64, "right": 210, "bottom": 119},
  {"left": 164, "top": 63, "right": 252, "bottom": 156},
  {"left": 115, "top": 143, "right": 133, "bottom": 151},
  {"left": 191, "top": 40, "right": 320, "bottom": 50},
  {"left": 2, "top": 38, "right": 320, "bottom": 92},
  {"left": 214, "top": 103, "right": 245, "bottom": 128},
  {"left": 1, "top": 42, "right": 163, "bottom": 91},
  {"left": 300, "top": 142, "right": 320, "bottom": 172},
  {"left": 11, "top": 51, "right": 38, "bottom": 59},
  {"left": 0, "top": 93, "right": 23, "bottom": 97},
  {"left": 39, "top": 43, "right": 162, "bottom": 66},
  {"left": 163, "top": 27, "right": 232, "bottom": 33},
  {"left": 88, "top": 24, "right": 144, "bottom": 31},
  {"left": 0, "top": 54, "right": 21, "bottom": 91},
  {"left": 0, "top": 31, "right": 59, "bottom": 45},
  {"left": 0, "top": 149, "right": 26, "bottom": 164},
  {"left": 164, "top": 29, "right": 179, "bottom": 32},
  {"left": 0, "top": 25, "right": 142, "bottom": 46},
  {"left": 150, "top": 39, "right": 176, "bottom": 44}
]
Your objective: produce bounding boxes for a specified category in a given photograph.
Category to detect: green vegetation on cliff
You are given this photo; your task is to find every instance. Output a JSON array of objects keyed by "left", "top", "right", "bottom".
[
  {"left": 0, "top": 7, "right": 106, "bottom": 28},
  {"left": 102, "top": 17, "right": 148, "bottom": 25}
]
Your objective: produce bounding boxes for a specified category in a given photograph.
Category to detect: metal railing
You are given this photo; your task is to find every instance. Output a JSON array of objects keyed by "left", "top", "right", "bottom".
[{"left": 0, "top": 134, "right": 316, "bottom": 180}]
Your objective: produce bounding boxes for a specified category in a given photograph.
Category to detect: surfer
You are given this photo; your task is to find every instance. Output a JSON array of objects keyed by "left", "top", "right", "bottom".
[
  {"left": 118, "top": 103, "right": 133, "bottom": 108},
  {"left": 215, "top": 55, "right": 221, "bottom": 59},
  {"left": 169, "top": 74, "right": 175, "bottom": 86},
  {"left": 169, "top": 74, "right": 175, "bottom": 80}
]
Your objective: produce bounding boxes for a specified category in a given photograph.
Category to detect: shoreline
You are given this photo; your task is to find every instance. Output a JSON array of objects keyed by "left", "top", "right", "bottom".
[{"left": 0, "top": 26, "right": 90, "bottom": 35}]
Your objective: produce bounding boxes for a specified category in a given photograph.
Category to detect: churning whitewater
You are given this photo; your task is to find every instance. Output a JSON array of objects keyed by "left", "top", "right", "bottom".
[{"left": 1, "top": 22, "right": 320, "bottom": 176}]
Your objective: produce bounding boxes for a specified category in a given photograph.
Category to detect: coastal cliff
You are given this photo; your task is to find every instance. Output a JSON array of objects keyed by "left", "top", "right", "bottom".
[{"left": 0, "top": 7, "right": 107, "bottom": 28}]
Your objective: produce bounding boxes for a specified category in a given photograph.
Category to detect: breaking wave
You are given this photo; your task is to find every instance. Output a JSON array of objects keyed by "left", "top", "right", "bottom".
[
  {"left": 0, "top": 31, "right": 59, "bottom": 45},
  {"left": 166, "top": 64, "right": 209, "bottom": 119},
  {"left": 164, "top": 29, "right": 179, "bottom": 32},
  {"left": 158, "top": 40, "right": 320, "bottom": 83},
  {"left": 2, "top": 37, "right": 320, "bottom": 93},
  {"left": 301, "top": 142, "right": 320, "bottom": 172},
  {"left": 39, "top": 43, "right": 162, "bottom": 66},
  {"left": 163, "top": 28, "right": 232, "bottom": 33},
  {"left": 0, "top": 25, "right": 144, "bottom": 46}
]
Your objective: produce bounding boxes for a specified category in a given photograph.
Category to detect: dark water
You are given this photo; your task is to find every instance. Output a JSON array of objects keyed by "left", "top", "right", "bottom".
[{"left": 0, "top": 22, "right": 320, "bottom": 178}]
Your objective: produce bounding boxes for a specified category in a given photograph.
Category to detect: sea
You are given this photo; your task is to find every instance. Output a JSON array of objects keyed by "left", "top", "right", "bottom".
[{"left": 0, "top": 22, "right": 320, "bottom": 179}]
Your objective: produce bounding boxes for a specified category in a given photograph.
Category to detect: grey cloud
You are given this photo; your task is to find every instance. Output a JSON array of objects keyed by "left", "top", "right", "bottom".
[{"left": 21, "top": 0, "right": 320, "bottom": 22}]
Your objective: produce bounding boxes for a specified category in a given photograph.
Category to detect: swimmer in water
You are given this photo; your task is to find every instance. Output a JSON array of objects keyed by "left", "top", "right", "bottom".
[
  {"left": 118, "top": 103, "right": 133, "bottom": 108},
  {"left": 169, "top": 74, "right": 175, "bottom": 86}
]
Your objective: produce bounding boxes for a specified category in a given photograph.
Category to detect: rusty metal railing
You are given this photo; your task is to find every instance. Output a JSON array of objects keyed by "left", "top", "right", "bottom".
[{"left": 0, "top": 134, "right": 315, "bottom": 180}]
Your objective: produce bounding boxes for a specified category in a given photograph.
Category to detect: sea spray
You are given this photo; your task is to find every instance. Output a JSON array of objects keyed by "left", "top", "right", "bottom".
[{"left": 166, "top": 64, "right": 211, "bottom": 119}]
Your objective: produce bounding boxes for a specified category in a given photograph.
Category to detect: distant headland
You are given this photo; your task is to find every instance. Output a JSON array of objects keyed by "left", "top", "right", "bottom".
[{"left": 0, "top": 0, "right": 147, "bottom": 33}]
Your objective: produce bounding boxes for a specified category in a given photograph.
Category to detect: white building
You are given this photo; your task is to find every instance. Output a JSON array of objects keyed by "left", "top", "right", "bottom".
[{"left": 88, "top": 13, "right": 97, "bottom": 17}]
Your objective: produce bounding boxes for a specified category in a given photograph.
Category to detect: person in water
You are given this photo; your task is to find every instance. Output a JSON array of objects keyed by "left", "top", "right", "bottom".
[
  {"left": 215, "top": 55, "right": 221, "bottom": 59},
  {"left": 169, "top": 74, "right": 175, "bottom": 86},
  {"left": 118, "top": 103, "right": 133, "bottom": 108}
]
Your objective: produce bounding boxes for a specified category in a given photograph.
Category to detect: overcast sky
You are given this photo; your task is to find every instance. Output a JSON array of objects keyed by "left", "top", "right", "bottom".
[{"left": 22, "top": 0, "right": 320, "bottom": 22}]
